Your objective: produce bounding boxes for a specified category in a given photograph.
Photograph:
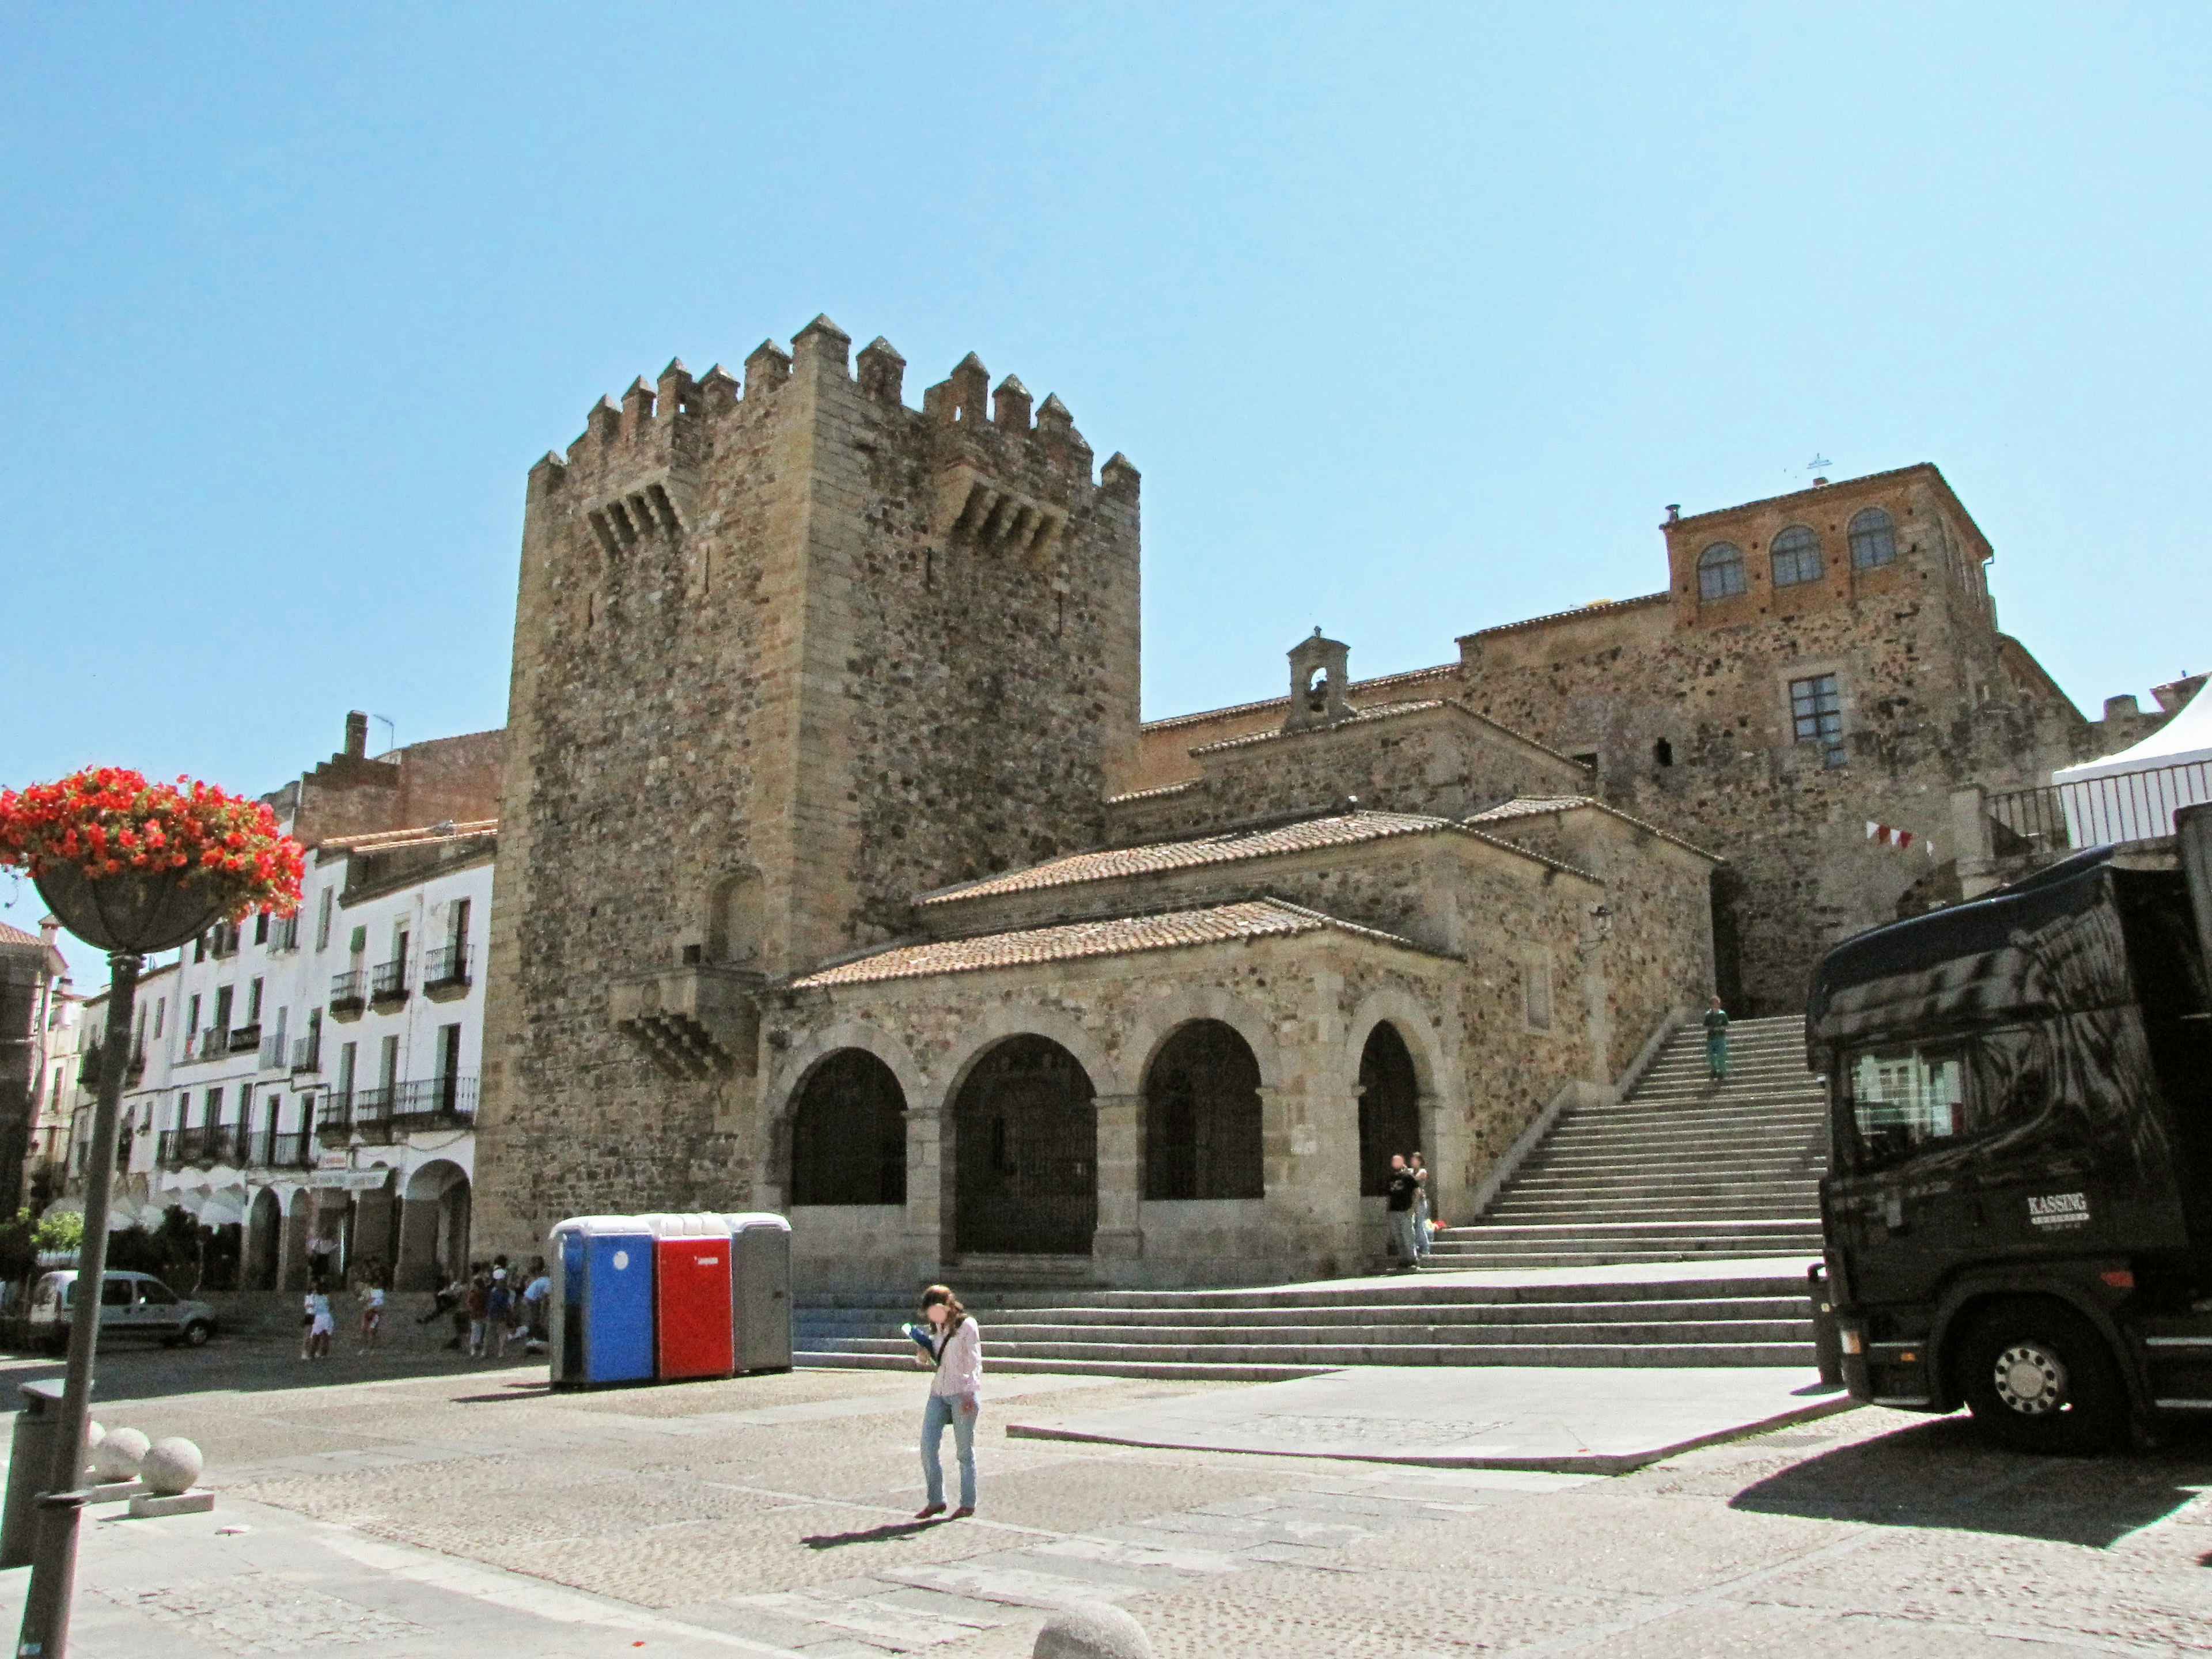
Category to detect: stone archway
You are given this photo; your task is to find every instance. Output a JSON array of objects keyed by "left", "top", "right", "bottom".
[
  {"left": 952, "top": 1035, "right": 1097, "bottom": 1255},
  {"left": 245, "top": 1186, "right": 283, "bottom": 1290},
  {"left": 398, "top": 1159, "right": 470, "bottom": 1291},
  {"left": 1142, "top": 1020, "right": 1264, "bottom": 1200},
  {"left": 1356, "top": 1022, "right": 1422, "bottom": 1196},
  {"left": 789, "top": 1049, "right": 907, "bottom": 1206}
]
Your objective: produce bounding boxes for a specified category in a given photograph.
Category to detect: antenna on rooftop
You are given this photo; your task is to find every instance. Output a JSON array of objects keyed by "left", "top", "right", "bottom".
[
  {"left": 1806, "top": 453, "right": 1832, "bottom": 473},
  {"left": 372, "top": 714, "right": 396, "bottom": 756}
]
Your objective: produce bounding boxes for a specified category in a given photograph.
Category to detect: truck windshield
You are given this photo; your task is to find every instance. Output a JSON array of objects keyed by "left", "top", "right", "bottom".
[{"left": 1846, "top": 1041, "right": 1969, "bottom": 1172}]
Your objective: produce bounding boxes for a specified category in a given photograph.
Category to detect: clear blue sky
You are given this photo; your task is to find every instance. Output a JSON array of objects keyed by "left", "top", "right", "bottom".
[{"left": 5, "top": 5, "right": 2208, "bottom": 986}]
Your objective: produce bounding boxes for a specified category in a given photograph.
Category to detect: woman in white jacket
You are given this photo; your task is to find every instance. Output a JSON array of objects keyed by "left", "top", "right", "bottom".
[{"left": 910, "top": 1284, "right": 982, "bottom": 1518}]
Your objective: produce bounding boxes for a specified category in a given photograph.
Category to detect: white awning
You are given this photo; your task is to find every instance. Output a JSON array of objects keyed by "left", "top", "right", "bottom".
[{"left": 2052, "top": 679, "right": 2211, "bottom": 843}]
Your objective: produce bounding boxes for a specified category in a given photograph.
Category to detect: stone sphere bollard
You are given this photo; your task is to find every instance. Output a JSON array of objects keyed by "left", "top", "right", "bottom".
[
  {"left": 1033, "top": 1603, "right": 1156, "bottom": 1659},
  {"left": 83, "top": 1421, "right": 105, "bottom": 1472},
  {"left": 140, "top": 1437, "right": 204, "bottom": 1497},
  {"left": 92, "top": 1426, "right": 150, "bottom": 1483}
]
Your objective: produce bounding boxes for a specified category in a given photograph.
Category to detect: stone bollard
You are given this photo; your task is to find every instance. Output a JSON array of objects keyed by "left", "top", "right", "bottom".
[
  {"left": 92, "top": 1427, "right": 149, "bottom": 1483},
  {"left": 1033, "top": 1602, "right": 1156, "bottom": 1659},
  {"left": 129, "top": 1436, "right": 214, "bottom": 1518}
]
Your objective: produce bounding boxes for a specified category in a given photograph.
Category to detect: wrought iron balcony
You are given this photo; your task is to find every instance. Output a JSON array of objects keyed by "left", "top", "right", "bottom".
[
  {"left": 250, "top": 1127, "right": 317, "bottom": 1168},
  {"left": 260, "top": 1034, "right": 288, "bottom": 1070},
  {"left": 157, "top": 1123, "right": 251, "bottom": 1169},
  {"left": 188, "top": 1027, "right": 226, "bottom": 1063},
  {"left": 329, "top": 969, "right": 367, "bottom": 1021},
  {"left": 315, "top": 1076, "right": 476, "bottom": 1143},
  {"left": 228, "top": 1022, "right": 262, "bottom": 1055},
  {"left": 369, "top": 958, "right": 410, "bottom": 1009},
  {"left": 291, "top": 1035, "right": 322, "bottom": 1073},
  {"left": 423, "top": 943, "right": 472, "bottom": 1000}
]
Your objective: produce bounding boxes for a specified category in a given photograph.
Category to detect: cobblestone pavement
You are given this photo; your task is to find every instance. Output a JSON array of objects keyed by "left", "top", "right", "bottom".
[{"left": 5, "top": 1326, "right": 2211, "bottom": 1656}]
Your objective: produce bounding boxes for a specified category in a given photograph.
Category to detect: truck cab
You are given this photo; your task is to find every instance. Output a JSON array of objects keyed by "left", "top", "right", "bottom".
[{"left": 1809, "top": 803, "right": 2212, "bottom": 1452}]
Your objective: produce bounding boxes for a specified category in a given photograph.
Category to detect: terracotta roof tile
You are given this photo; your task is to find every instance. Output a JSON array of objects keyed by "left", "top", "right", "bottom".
[
  {"left": 1187, "top": 700, "right": 1449, "bottom": 755},
  {"left": 921, "top": 810, "right": 1455, "bottom": 906},
  {"left": 318, "top": 819, "right": 499, "bottom": 853},
  {"left": 1104, "top": 779, "right": 1200, "bottom": 806},
  {"left": 1455, "top": 592, "right": 1671, "bottom": 643},
  {"left": 793, "top": 899, "right": 1442, "bottom": 988},
  {"left": 0, "top": 921, "right": 45, "bottom": 949},
  {"left": 1141, "top": 664, "right": 1460, "bottom": 734},
  {"left": 1463, "top": 796, "right": 1721, "bottom": 861}
]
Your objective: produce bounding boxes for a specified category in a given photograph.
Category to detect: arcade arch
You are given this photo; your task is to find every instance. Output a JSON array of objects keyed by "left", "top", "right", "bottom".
[
  {"left": 952, "top": 1035, "right": 1097, "bottom": 1255},
  {"left": 789, "top": 1048, "right": 907, "bottom": 1206},
  {"left": 1142, "top": 1020, "right": 1264, "bottom": 1200}
]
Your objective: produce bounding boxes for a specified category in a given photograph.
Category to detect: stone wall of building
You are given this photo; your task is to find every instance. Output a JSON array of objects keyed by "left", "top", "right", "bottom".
[
  {"left": 474, "top": 318, "right": 1142, "bottom": 1254},
  {"left": 1110, "top": 701, "right": 1588, "bottom": 844}
]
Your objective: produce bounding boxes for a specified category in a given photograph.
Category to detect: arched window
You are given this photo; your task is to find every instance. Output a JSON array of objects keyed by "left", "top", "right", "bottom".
[
  {"left": 1849, "top": 507, "right": 1897, "bottom": 569},
  {"left": 1356, "top": 1024, "right": 1422, "bottom": 1197},
  {"left": 1143, "top": 1020, "right": 1264, "bottom": 1200},
  {"left": 1770, "top": 525, "right": 1823, "bottom": 588},
  {"left": 790, "top": 1049, "right": 907, "bottom": 1205},
  {"left": 1697, "top": 543, "right": 1747, "bottom": 602}
]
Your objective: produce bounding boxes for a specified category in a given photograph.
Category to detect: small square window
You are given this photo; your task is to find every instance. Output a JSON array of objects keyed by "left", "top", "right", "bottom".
[{"left": 1790, "top": 673, "right": 1847, "bottom": 767}]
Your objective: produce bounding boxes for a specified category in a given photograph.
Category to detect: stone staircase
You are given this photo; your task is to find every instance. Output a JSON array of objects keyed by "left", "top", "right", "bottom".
[
  {"left": 1426, "top": 1013, "right": 1826, "bottom": 1272},
  {"left": 790, "top": 1014, "right": 1827, "bottom": 1381},
  {"left": 793, "top": 1268, "right": 1816, "bottom": 1381}
]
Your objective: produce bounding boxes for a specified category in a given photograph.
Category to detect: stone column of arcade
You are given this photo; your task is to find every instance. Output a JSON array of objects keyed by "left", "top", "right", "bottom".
[
  {"left": 1092, "top": 1093, "right": 1143, "bottom": 1268},
  {"left": 902, "top": 1105, "right": 948, "bottom": 1282}
]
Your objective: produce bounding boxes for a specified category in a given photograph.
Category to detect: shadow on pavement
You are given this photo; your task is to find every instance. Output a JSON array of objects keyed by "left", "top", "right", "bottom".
[
  {"left": 802, "top": 1519, "right": 942, "bottom": 1549},
  {"left": 0, "top": 1328, "right": 547, "bottom": 1408},
  {"left": 1732, "top": 1413, "right": 2212, "bottom": 1546}
]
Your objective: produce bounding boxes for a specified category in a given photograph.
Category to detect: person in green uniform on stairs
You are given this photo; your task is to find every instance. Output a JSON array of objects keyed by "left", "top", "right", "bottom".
[{"left": 1703, "top": 995, "right": 1730, "bottom": 1083}]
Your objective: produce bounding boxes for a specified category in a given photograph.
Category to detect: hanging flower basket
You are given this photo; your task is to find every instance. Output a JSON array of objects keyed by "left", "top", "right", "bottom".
[{"left": 0, "top": 767, "right": 305, "bottom": 954}]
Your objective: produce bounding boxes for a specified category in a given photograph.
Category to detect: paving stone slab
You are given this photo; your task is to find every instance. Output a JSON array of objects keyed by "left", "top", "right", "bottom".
[{"left": 1006, "top": 1365, "right": 1855, "bottom": 1474}]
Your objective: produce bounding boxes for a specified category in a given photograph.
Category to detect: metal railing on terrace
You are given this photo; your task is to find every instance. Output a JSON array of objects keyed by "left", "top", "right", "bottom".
[
  {"left": 329, "top": 969, "right": 367, "bottom": 1011},
  {"left": 369, "top": 959, "right": 410, "bottom": 1003},
  {"left": 291, "top": 1035, "right": 322, "bottom": 1073},
  {"left": 255, "top": 1128, "right": 317, "bottom": 1168},
  {"left": 157, "top": 1123, "right": 251, "bottom": 1169},
  {"left": 317, "top": 1075, "right": 478, "bottom": 1142},
  {"left": 1988, "top": 759, "right": 2212, "bottom": 854},
  {"left": 260, "top": 1033, "right": 289, "bottom": 1070},
  {"left": 423, "top": 943, "right": 472, "bottom": 993}
]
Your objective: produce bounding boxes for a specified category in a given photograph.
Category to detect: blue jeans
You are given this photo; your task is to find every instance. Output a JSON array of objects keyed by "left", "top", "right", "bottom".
[
  {"left": 1388, "top": 1209, "right": 1422, "bottom": 1266},
  {"left": 921, "top": 1392, "right": 977, "bottom": 1509}
]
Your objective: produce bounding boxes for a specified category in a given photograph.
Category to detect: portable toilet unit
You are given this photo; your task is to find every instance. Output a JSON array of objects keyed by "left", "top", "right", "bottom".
[
  {"left": 548, "top": 1215, "right": 657, "bottom": 1389},
  {"left": 642, "top": 1213, "right": 735, "bottom": 1382},
  {"left": 719, "top": 1212, "right": 793, "bottom": 1372}
]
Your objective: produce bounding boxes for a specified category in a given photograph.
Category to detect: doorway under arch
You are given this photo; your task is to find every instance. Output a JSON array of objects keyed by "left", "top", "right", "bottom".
[
  {"left": 953, "top": 1036, "right": 1097, "bottom": 1255},
  {"left": 1143, "top": 1020, "right": 1264, "bottom": 1199},
  {"left": 1357, "top": 1023, "right": 1422, "bottom": 1196},
  {"left": 789, "top": 1049, "right": 907, "bottom": 1205},
  {"left": 245, "top": 1186, "right": 283, "bottom": 1290}
]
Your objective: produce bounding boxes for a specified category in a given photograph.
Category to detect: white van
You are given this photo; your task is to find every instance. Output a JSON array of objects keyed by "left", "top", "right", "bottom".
[{"left": 25, "top": 1271, "right": 217, "bottom": 1352}]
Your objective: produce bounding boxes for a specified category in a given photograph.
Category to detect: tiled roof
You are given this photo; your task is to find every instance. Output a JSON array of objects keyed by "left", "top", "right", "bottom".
[
  {"left": 319, "top": 819, "right": 499, "bottom": 853},
  {"left": 921, "top": 810, "right": 1456, "bottom": 906},
  {"left": 1141, "top": 664, "right": 1460, "bottom": 733},
  {"left": 793, "top": 899, "right": 1442, "bottom": 988},
  {"left": 1188, "top": 700, "right": 1449, "bottom": 755},
  {"left": 0, "top": 921, "right": 45, "bottom": 948},
  {"left": 1455, "top": 592, "right": 1670, "bottom": 643},
  {"left": 1665, "top": 463, "right": 1946, "bottom": 531},
  {"left": 1104, "top": 779, "right": 1200, "bottom": 806},
  {"left": 1463, "top": 796, "right": 1721, "bottom": 861}
]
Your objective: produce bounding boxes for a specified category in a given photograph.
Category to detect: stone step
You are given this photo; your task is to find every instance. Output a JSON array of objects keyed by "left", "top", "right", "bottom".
[
  {"left": 794, "top": 1297, "right": 1813, "bottom": 1335},
  {"left": 793, "top": 1271, "right": 1816, "bottom": 1314},
  {"left": 796, "top": 1336, "right": 1815, "bottom": 1370}
]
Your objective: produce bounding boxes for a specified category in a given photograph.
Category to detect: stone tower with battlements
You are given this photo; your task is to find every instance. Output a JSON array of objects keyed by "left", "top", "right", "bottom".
[{"left": 473, "top": 315, "right": 1141, "bottom": 1252}]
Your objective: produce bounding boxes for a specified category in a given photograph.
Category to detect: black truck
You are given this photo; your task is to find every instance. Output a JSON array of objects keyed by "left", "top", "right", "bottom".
[{"left": 1808, "top": 800, "right": 2212, "bottom": 1452}]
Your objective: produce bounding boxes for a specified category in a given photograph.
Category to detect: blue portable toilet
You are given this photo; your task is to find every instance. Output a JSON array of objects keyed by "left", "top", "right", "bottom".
[{"left": 549, "top": 1215, "right": 656, "bottom": 1388}]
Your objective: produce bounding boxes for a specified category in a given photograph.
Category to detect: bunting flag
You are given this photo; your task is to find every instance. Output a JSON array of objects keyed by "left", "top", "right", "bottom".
[{"left": 1867, "top": 821, "right": 1936, "bottom": 857}]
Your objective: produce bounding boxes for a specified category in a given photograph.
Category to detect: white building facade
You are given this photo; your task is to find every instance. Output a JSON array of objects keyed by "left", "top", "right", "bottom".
[{"left": 86, "top": 817, "right": 493, "bottom": 1293}]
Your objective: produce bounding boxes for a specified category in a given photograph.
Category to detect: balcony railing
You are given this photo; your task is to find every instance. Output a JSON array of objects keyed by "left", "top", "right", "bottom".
[
  {"left": 1988, "top": 759, "right": 2212, "bottom": 855},
  {"left": 260, "top": 1033, "right": 289, "bottom": 1070},
  {"left": 423, "top": 943, "right": 472, "bottom": 998},
  {"left": 369, "top": 958, "right": 410, "bottom": 1007},
  {"left": 291, "top": 1036, "right": 322, "bottom": 1073},
  {"left": 253, "top": 1128, "right": 317, "bottom": 1168},
  {"left": 228, "top": 1022, "right": 262, "bottom": 1055},
  {"left": 317, "top": 1075, "right": 477, "bottom": 1142},
  {"left": 329, "top": 969, "right": 367, "bottom": 1018},
  {"left": 157, "top": 1123, "right": 252, "bottom": 1169},
  {"left": 189, "top": 1027, "right": 226, "bottom": 1063}
]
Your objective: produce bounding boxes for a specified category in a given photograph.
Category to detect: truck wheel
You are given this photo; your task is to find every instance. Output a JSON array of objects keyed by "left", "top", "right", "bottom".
[{"left": 1959, "top": 1300, "right": 2127, "bottom": 1455}]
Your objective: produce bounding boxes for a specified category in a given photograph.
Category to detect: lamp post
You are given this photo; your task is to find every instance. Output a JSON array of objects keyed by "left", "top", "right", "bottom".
[{"left": 17, "top": 869, "right": 225, "bottom": 1659}]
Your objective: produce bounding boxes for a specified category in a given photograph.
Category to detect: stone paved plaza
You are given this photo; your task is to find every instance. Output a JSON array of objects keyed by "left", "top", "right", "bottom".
[{"left": 2, "top": 1328, "right": 2210, "bottom": 1657}]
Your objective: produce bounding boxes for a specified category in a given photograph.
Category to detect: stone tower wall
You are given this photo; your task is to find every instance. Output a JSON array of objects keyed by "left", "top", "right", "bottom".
[{"left": 474, "top": 317, "right": 1139, "bottom": 1253}]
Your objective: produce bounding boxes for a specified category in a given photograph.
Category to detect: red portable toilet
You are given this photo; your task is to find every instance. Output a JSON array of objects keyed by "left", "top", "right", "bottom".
[{"left": 642, "top": 1213, "right": 734, "bottom": 1381}]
